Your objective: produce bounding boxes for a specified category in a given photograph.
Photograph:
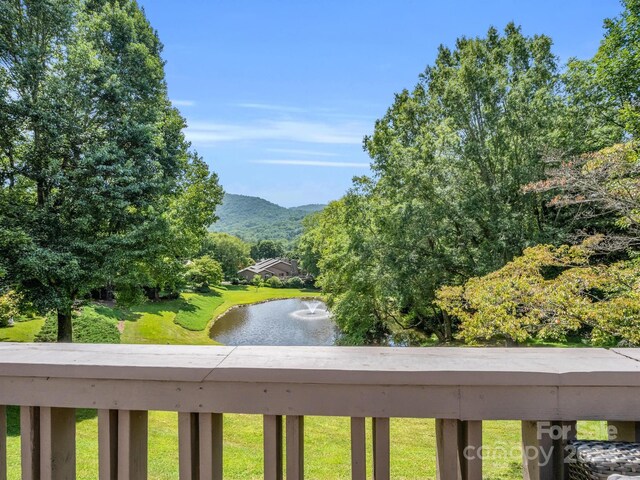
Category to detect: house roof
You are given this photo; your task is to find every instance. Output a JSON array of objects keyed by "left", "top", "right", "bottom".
[{"left": 238, "top": 258, "right": 293, "bottom": 275}]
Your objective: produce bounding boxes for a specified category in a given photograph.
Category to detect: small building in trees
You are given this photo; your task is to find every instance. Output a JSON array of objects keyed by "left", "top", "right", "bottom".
[{"left": 237, "top": 258, "right": 299, "bottom": 281}]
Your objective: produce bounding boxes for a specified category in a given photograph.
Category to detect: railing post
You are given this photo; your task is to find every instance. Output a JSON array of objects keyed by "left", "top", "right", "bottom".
[
  {"left": 20, "top": 406, "right": 40, "bottom": 480},
  {"left": 39, "top": 407, "right": 75, "bottom": 480},
  {"left": 373, "top": 417, "right": 390, "bottom": 480},
  {"left": 0, "top": 406, "right": 6, "bottom": 480},
  {"left": 286, "top": 415, "right": 304, "bottom": 480},
  {"left": 522, "top": 420, "right": 575, "bottom": 480},
  {"left": 436, "top": 419, "right": 462, "bottom": 480},
  {"left": 350, "top": 417, "right": 366, "bottom": 480},
  {"left": 608, "top": 421, "right": 640, "bottom": 441},
  {"left": 117, "top": 410, "right": 148, "bottom": 480},
  {"left": 263, "top": 415, "right": 283, "bottom": 480}
]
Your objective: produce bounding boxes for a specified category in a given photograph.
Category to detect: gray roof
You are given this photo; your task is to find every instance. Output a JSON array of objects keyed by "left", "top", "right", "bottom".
[{"left": 238, "top": 258, "right": 293, "bottom": 275}]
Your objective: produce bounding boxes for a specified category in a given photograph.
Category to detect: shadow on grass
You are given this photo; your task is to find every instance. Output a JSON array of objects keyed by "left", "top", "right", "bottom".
[
  {"left": 6, "top": 406, "right": 98, "bottom": 437},
  {"left": 92, "top": 305, "right": 142, "bottom": 323}
]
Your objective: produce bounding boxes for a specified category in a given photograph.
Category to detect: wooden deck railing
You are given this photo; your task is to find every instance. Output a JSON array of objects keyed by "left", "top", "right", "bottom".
[{"left": 1, "top": 343, "right": 640, "bottom": 479}]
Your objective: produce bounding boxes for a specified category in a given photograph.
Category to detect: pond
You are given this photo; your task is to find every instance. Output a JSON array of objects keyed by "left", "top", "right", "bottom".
[{"left": 209, "top": 298, "right": 337, "bottom": 346}]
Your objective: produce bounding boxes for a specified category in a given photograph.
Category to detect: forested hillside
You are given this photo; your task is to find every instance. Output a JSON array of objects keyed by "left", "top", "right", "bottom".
[{"left": 210, "top": 194, "right": 324, "bottom": 244}]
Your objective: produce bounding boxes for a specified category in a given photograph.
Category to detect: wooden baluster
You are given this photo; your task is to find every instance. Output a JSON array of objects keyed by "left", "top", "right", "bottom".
[
  {"left": 436, "top": 419, "right": 483, "bottom": 480},
  {"left": 98, "top": 410, "right": 118, "bottom": 480},
  {"left": 117, "top": 410, "right": 148, "bottom": 480},
  {"left": 522, "top": 421, "right": 576, "bottom": 480},
  {"left": 263, "top": 415, "right": 283, "bottom": 480},
  {"left": 286, "top": 415, "right": 304, "bottom": 480},
  {"left": 199, "top": 413, "right": 223, "bottom": 480},
  {"left": 178, "top": 413, "right": 199, "bottom": 480},
  {"left": 20, "top": 406, "right": 40, "bottom": 480},
  {"left": 0, "top": 406, "right": 6, "bottom": 480},
  {"left": 350, "top": 417, "right": 366, "bottom": 480},
  {"left": 39, "top": 407, "right": 75, "bottom": 480},
  {"left": 462, "top": 421, "right": 482, "bottom": 480},
  {"left": 373, "top": 418, "right": 390, "bottom": 480},
  {"left": 179, "top": 412, "right": 224, "bottom": 480},
  {"left": 436, "top": 419, "right": 463, "bottom": 480}
]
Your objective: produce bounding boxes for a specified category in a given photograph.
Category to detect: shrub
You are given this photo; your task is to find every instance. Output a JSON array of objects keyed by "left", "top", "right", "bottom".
[
  {"left": 266, "top": 276, "right": 283, "bottom": 288},
  {"left": 35, "top": 307, "right": 121, "bottom": 343},
  {"left": 286, "top": 276, "right": 304, "bottom": 289},
  {"left": 0, "top": 290, "right": 19, "bottom": 328},
  {"left": 186, "top": 256, "right": 223, "bottom": 290},
  {"left": 252, "top": 274, "right": 263, "bottom": 288}
]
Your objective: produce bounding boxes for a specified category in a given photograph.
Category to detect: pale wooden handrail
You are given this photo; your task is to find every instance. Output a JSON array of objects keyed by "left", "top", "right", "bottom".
[{"left": 0, "top": 344, "right": 639, "bottom": 479}]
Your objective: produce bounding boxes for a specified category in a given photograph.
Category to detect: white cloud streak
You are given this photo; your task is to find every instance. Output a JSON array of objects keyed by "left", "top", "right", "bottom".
[
  {"left": 251, "top": 159, "right": 369, "bottom": 168},
  {"left": 171, "top": 99, "right": 196, "bottom": 107},
  {"left": 266, "top": 148, "right": 340, "bottom": 157},
  {"left": 186, "top": 120, "right": 367, "bottom": 145},
  {"left": 235, "top": 102, "right": 305, "bottom": 113}
]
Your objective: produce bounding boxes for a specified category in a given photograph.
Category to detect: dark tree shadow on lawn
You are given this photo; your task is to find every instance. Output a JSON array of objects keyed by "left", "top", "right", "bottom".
[
  {"left": 6, "top": 406, "right": 98, "bottom": 437},
  {"left": 92, "top": 305, "right": 142, "bottom": 323}
]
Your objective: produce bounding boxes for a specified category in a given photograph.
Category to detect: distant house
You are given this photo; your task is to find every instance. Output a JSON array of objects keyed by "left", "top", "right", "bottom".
[{"left": 237, "top": 258, "right": 300, "bottom": 281}]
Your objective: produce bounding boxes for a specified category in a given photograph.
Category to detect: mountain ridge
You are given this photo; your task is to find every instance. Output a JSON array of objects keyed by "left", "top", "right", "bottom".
[{"left": 210, "top": 193, "right": 325, "bottom": 244}]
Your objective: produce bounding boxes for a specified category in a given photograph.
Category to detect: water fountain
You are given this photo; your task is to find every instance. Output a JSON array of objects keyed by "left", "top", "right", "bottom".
[{"left": 290, "top": 300, "right": 330, "bottom": 320}]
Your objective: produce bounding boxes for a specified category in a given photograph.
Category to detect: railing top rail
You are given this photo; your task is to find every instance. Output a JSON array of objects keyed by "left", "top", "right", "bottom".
[{"left": 1, "top": 343, "right": 639, "bottom": 387}]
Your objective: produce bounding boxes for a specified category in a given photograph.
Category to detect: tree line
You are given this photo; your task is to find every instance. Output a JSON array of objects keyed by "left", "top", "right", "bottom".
[{"left": 299, "top": 1, "right": 640, "bottom": 346}]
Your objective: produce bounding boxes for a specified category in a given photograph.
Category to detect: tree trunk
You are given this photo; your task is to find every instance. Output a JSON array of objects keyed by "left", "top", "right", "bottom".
[
  {"left": 443, "top": 311, "right": 452, "bottom": 343},
  {"left": 57, "top": 307, "right": 73, "bottom": 343}
]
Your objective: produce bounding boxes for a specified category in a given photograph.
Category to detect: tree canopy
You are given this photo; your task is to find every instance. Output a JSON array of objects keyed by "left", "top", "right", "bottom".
[
  {"left": 0, "top": 0, "right": 222, "bottom": 340},
  {"left": 199, "top": 232, "right": 252, "bottom": 279}
]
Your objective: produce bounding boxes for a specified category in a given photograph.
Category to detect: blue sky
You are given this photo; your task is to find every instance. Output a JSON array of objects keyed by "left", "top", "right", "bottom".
[{"left": 139, "top": 0, "right": 621, "bottom": 207}]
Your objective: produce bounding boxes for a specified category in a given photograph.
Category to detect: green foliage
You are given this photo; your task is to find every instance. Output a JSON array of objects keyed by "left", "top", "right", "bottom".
[
  {"left": 0, "top": 0, "right": 222, "bottom": 340},
  {"left": 250, "top": 239, "right": 285, "bottom": 261},
  {"left": 594, "top": 0, "right": 640, "bottom": 138},
  {"left": 436, "top": 242, "right": 640, "bottom": 346},
  {"left": 210, "top": 193, "right": 324, "bottom": 245},
  {"left": 200, "top": 233, "right": 252, "bottom": 279},
  {"left": 297, "top": 213, "right": 323, "bottom": 276},
  {"left": 266, "top": 276, "right": 283, "bottom": 288},
  {"left": 286, "top": 276, "right": 304, "bottom": 289},
  {"left": 0, "top": 290, "right": 19, "bottom": 328},
  {"left": 186, "top": 256, "right": 223, "bottom": 290},
  {"left": 34, "top": 307, "right": 121, "bottom": 344},
  {"left": 526, "top": 143, "right": 640, "bottom": 251},
  {"left": 306, "top": 25, "right": 569, "bottom": 344},
  {"left": 252, "top": 275, "right": 263, "bottom": 289}
]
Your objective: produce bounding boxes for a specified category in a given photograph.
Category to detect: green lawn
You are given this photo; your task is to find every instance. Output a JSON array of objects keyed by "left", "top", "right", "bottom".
[{"left": 0, "top": 318, "right": 44, "bottom": 343}]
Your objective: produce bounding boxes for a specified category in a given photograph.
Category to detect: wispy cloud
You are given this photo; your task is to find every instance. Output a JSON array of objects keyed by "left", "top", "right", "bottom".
[
  {"left": 186, "top": 120, "right": 367, "bottom": 145},
  {"left": 235, "top": 102, "right": 305, "bottom": 113},
  {"left": 172, "top": 99, "right": 196, "bottom": 107},
  {"left": 251, "top": 159, "right": 369, "bottom": 168},
  {"left": 266, "top": 148, "right": 340, "bottom": 157}
]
